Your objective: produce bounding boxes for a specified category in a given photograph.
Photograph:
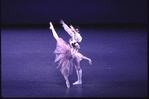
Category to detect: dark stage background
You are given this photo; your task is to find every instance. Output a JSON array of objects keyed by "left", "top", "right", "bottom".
[
  {"left": 1, "top": 0, "right": 147, "bottom": 98},
  {"left": 1, "top": 0, "right": 147, "bottom": 25}
]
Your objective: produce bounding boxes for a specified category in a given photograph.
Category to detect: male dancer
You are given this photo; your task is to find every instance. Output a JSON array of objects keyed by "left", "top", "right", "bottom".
[{"left": 60, "top": 20, "right": 82, "bottom": 48}]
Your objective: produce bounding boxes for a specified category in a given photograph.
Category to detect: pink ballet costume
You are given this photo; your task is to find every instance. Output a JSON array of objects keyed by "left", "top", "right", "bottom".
[{"left": 54, "top": 37, "right": 73, "bottom": 77}]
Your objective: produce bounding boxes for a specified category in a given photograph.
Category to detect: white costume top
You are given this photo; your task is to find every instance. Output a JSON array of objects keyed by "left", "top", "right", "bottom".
[{"left": 62, "top": 23, "right": 82, "bottom": 43}]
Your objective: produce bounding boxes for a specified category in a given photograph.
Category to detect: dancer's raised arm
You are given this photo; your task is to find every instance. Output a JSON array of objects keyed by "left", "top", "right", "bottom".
[
  {"left": 60, "top": 20, "right": 73, "bottom": 37},
  {"left": 60, "top": 19, "right": 82, "bottom": 43}
]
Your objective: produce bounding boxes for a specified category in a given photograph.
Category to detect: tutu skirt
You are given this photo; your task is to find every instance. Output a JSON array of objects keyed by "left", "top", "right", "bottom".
[{"left": 54, "top": 38, "right": 73, "bottom": 77}]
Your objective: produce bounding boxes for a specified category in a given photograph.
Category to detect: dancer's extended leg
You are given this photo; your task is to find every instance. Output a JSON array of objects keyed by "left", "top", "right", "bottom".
[
  {"left": 49, "top": 22, "right": 70, "bottom": 88},
  {"left": 49, "top": 22, "right": 59, "bottom": 40}
]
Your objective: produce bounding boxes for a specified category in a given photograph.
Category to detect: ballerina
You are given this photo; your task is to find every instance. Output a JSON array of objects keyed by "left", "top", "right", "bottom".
[
  {"left": 49, "top": 22, "right": 92, "bottom": 88},
  {"left": 60, "top": 20, "right": 82, "bottom": 48}
]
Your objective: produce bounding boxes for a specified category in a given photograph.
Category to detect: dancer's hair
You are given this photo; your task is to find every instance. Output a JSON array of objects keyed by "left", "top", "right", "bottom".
[
  {"left": 74, "top": 26, "right": 80, "bottom": 33},
  {"left": 72, "top": 42, "right": 80, "bottom": 49}
]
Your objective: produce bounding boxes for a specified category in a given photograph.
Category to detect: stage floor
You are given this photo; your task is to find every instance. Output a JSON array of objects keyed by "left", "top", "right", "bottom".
[{"left": 1, "top": 26, "right": 147, "bottom": 98}]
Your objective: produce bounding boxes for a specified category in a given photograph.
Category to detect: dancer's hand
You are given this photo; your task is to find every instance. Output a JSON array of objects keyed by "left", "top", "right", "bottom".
[
  {"left": 89, "top": 59, "right": 92, "bottom": 65},
  {"left": 60, "top": 19, "right": 64, "bottom": 24},
  {"left": 49, "top": 22, "right": 53, "bottom": 30}
]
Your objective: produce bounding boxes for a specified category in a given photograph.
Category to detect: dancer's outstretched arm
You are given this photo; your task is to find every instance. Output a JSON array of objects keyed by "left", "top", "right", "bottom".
[
  {"left": 81, "top": 56, "right": 92, "bottom": 65},
  {"left": 49, "top": 22, "right": 59, "bottom": 40},
  {"left": 60, "top": 20, "right": 73, "bottom": 37}
]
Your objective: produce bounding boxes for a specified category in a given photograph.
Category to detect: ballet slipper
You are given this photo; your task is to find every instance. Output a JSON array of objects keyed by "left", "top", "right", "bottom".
[
  {"left": 66, "top": 81, "right": 70, "bottom": 88},
  {"left": 73, "top": 80, "right": 82, "bottom": 85}
]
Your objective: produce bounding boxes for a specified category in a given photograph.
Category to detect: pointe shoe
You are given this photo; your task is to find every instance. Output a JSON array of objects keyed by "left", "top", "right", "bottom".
[
  {"left": 49, "top": 22, "right": 53, "bottom": 29},
  {"left": 66, "top": 81, "right": 70, "bottom": 88},
  {"left": 73, "top": 80, "right": 82, "bottom": 85}
]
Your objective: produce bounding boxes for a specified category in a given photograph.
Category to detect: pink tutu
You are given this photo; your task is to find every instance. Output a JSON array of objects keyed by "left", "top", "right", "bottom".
[{"left": 54, "top": 38, "right": 73, "bottom": 77}]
